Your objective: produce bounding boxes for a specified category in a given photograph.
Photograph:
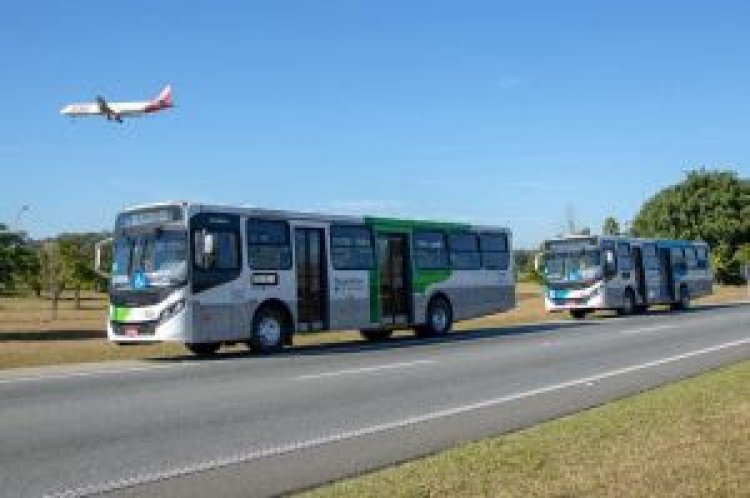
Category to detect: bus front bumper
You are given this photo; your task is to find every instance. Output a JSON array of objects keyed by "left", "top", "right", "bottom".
[
  {"left": 544, "top": 284, "right": 605, "bottom": 312},
  {"left": 107, "top": 305, "right": 191, "bottom": 344}
]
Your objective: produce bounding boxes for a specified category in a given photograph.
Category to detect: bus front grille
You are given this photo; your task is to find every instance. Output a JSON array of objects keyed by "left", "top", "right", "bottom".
[{"left": 111, "top": 321, "right": 158, "bottom": 337}]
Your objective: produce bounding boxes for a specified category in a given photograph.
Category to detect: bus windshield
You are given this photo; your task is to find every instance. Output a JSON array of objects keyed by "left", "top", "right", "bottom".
[
  {"left": 111, "top": 230, "right": 188, "bottom": 290},
  {"left": 544, "top": 250, "right": 602, "bottom": 283}
]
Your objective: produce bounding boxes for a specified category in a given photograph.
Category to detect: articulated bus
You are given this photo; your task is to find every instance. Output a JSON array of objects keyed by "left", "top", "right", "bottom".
[
  {"left": 537, "top": 235, "right": 713, "bottom": 319},
  {"left": 99, "top": 202, "right": 515, "bottom": 355}
]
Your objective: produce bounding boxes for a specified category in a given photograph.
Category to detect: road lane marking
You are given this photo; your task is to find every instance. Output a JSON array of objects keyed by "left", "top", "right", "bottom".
[
  {"left": 296, "top": 359, "right": 436, "bottom": 380},
  {"left": 620, "top": 324, "right": 678, "bottom": 335},
  {"left": 0, "top": 364, "right": 187, "bottom": 385},
  {"left": 45, "top": 335, "right": 750, "bottom": 498}
]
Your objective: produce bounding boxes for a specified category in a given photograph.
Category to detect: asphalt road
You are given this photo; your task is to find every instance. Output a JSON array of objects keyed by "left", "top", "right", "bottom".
[{"left": 1, "top": 303, "right": 749, "bottom": 498}]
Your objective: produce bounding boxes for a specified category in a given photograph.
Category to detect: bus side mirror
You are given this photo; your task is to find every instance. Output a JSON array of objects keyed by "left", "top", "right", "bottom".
[{"left": 94, "top": 238, "right": 113, "bottom": 279}]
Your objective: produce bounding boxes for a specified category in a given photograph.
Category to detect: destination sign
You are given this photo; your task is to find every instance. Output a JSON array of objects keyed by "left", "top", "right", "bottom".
[
  {"left": 116, "top": 206, "right": 183, "bottom": 229},
  {"left": 544, "top": 238, "right": 597, "bottom": 252}
]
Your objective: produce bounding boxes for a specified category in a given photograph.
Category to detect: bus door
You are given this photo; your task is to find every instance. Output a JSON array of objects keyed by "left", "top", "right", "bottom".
[
  {"left": 376, "top": 233, "right": 410, "bottom": 325},
  {"left": 294, "top": 227, "right": 328, "bottom": 332},
  {"left": 632, "top": 246, "right": 647, "bottom": 303},
  {"left": 658, "top": 248, "right": 675, "bottom": 301}
]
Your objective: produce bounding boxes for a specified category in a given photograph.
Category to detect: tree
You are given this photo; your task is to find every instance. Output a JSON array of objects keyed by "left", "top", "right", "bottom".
[
  {"left": 602, "top": 216, "right": 621, "bottom": 236},
  {"left": 39, "top": 241, "right": 68, "bottom": 318},
  {"left": 632, "top": 169, "right": 750, "bottom": 283},
  {"left": 0, "top": 223, "right": 38, "bottom": 293},
  {"left": 57, "top": 233, "right": 101, "bottom": 309},
  {"left": 513, "top": 249, "right": 542, "bottom": 283}
]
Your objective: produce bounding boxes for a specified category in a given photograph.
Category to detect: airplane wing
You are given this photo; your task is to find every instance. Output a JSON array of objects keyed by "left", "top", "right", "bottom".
[{"left": 96, "top": 96, "right": 114, "bottom": 115}]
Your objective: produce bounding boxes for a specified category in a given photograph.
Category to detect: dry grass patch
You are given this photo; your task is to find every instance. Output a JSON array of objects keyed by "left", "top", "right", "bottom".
[
  {"left": 300, "top": 361, "right": 750, "bottom": 498},
  {"left": 0, "top": 284, "right": 745, "bottom": 371}
]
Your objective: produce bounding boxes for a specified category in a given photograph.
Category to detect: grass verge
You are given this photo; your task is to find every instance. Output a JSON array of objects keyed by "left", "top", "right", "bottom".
[{"left": 300, "top": 360, "right": 750, "bottom": 498}]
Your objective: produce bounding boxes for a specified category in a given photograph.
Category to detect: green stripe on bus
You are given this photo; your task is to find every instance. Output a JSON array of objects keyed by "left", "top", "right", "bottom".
[
  {"left": 111, "top": 306, "right": 132, "bottom": 322},
  {"left": 364, "top": 217, "right": 466, "bottom": 323}
]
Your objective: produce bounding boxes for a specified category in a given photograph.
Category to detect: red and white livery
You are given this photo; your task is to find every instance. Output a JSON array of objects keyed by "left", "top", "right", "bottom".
[{"left": 60, "top": 85, "right": 173, "bottom": 123}]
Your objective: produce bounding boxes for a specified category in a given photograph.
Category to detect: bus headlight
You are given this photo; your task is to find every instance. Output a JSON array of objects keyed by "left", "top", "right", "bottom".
[{"left": 159, "top": 299, "right": 185, "bottom": 324}]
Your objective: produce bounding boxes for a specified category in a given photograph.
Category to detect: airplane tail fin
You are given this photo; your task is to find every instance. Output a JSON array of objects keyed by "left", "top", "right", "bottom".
[{"left": 153, "top": 85, "right": 173, "bottom": 107}]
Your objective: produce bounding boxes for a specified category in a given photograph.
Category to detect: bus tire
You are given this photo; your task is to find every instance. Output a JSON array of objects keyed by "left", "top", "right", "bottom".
[
  {"left": 671, "top": 285, "right": 690, "bottom": 311},
  {"left": 617, "top": 289, "right": 636, "bottom": 316},
  {"left": 249, "top": 305, "right": 288, "bottom": 355},
  {"left": 185, "top": 342, "right": 221, "bottom": 357},
  {"left": 570, "top": 309, "right": 588, "bottom": 320},
  {"left": 360, "top": 329, "right": 393, "bottom": 341},
  {"left": 417, "top": 296, "right": 453, "bottom": 337}
]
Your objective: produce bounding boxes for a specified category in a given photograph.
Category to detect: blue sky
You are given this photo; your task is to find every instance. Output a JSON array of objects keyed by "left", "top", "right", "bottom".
[{"left": 1, "top": 1, "right": 749, "bottom": 248}]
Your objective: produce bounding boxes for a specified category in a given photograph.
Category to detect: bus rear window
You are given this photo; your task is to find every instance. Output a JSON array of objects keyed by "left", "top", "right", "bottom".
[{"left": 480, "top": 233, "right": 509, "bottom": 270}]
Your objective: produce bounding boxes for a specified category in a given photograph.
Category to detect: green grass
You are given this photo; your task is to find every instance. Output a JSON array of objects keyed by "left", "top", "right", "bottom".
[{"left": 300, "top": 361, "right": 750, "bottom": 498}]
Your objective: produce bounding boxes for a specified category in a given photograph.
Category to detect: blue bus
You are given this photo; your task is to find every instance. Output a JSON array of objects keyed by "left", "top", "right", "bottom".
[{"left": 537, "top": 236, "right": 713, "bottom": 319}]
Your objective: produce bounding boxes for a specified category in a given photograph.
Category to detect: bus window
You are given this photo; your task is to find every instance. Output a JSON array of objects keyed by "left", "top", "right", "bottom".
[
  {"left": 448, "top": 233, "right": 481, "bottom": 270},
  {"left": 696, "top": 246, "right": 709, "bottom": 269},
  {"left": 331, "top": 225, "right": 374, "bottom": 270},
  {"left": 643, "top": 243, "right": 660, "bottom": 271},
  {"left": 685, "top": 247, "right": 698, "bottom": 269},
  {"left": 671, "top": 248, "right": 686, "bottom": 272},
  {"left": 617, "top": 243, "right": 632, "bottom": 272},
  {"left": 480, "top": 233, "right": 509, "bottom": 270},
  {"left": 247, "top": 219, "right": 292, "bottom": 270},
  {"left": 414, "top": 231, "right": 449, "bottom": 269},
  {"left": 193, "top": 229, "right": 239, "bottom": 270}
]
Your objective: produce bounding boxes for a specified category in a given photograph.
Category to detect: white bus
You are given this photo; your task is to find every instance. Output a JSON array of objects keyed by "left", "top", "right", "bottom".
[
  {"left": 537, "top": 235, "right": 713, "bottom": 318},
  {"left": 100, "top": 202, "right": 515, "bottom": 355}
]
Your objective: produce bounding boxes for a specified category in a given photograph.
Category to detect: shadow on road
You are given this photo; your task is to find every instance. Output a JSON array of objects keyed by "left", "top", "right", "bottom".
[
  {"left": 147, "top": 301, "right": 750, "bottom": 364},
  {"left": 0, "top": 330, "right": 106, "bottom": 342},
  {"left": 147, "top": 321, "right": 595, "bottom": 364}
]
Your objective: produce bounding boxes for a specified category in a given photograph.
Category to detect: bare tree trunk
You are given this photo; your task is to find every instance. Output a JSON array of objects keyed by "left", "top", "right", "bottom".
[{"left": 52, "top": 291, "right": 59, "bottom": 320}]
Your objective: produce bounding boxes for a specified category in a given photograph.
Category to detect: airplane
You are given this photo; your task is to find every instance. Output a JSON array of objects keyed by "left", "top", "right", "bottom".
[{"left": 60, "top": 85, "right": 173, "bottom": 122}]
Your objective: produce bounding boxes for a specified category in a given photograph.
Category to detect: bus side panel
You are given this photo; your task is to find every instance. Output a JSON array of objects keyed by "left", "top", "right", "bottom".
[
  {"left": 419, "top": 270, "right": 515, "bottom": 323},
  {"left": 327, "top": 269, "right": 374, "bottom": 330}
]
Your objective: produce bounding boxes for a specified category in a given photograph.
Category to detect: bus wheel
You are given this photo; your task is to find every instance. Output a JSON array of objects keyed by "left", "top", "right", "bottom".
[
  {"left": 418, "top": 296, "right": 453, "bottom": 337},
  {"left": 672, "top": 286, "right": 690, "bottom": 311},
  {"left": 185, "top": 342, "right": 221, "bottom": 357},
  {"left": 360, "top": 329, "right": 393, "bottom": 341},
  {"left": 249, "top": 306, "right": 287, "bottom": 354},
  {"left": 617, "top": 289, "right": 636, "bottom": 316},
  {"left": 570, "top": 309, "right": 588, "bottom": 320}
]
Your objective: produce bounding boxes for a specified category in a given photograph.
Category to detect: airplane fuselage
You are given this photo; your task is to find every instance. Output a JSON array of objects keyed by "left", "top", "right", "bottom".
[
  {"left": 61, "top": 101, "right": 156, "bottom": 117},
  {"left": 60, "top": 85, "right": 172, "bottom": 122}
]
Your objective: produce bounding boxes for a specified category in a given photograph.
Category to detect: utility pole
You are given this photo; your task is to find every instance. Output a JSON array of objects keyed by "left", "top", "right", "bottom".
[{"left": 14, "top": 205, "right": 29, "bottom": 234}]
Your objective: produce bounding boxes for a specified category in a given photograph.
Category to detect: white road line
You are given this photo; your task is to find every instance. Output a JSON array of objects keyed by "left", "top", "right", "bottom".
[
  {"left": 0, "top": 363, "right": 186, "bottom": 385},
  {"left": 45, "top": 335, "right": 750, "bottom": 498},
  {"left": 620, "top": 324, "right": 678, "bottom": 335},
  {"left": 296, "top": 359, "right": 436, "bottom": 380}
]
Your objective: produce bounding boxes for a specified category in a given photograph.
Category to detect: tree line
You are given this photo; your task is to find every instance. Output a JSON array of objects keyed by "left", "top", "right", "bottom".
[
  {"left": 518, "top": 169, "right": 749, "bottom": 284},
  {"left": 0, "top": 227, "right": 110, "bottom": 314},
  {"left": 2, "top": 168, "right": 748, "bottom": 298}
]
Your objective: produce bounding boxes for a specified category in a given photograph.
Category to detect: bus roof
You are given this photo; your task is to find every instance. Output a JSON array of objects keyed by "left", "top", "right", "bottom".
[
  {"left": 544, "top": 235, "right": 708, "bottom": 248},
  {"left": 120, "top": 201, "right": 510, "bottom": 233}
]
